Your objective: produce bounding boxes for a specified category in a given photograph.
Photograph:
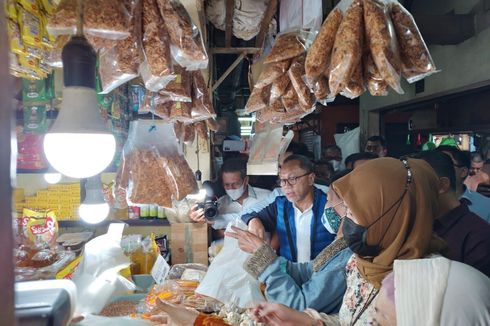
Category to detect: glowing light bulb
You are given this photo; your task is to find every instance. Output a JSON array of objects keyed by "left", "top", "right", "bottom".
[
  {"left": 79, "top": 203, "right": 110, "bottom": 224},
  {"left": 43, "top": 172, "right": 62, "bottom": 184},
  {"left": 43, "top": 87, "right": 116, "bottom": 179},
  {"left": 79, "top": 175, "right": 109, "bottom": 224}
]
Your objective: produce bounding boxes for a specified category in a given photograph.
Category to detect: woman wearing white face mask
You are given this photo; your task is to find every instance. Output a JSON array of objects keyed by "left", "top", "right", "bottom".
[{"left": 225, "top": 170, "right": 353, "bottom": 314}]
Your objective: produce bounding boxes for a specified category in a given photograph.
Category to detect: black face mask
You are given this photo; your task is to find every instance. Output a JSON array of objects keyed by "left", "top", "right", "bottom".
[
  {"left": 342, "top": 217, "right": 381, "bottom": 257},
  {"left": 341, "top": 158, "right": 413, "bottom": 258}
]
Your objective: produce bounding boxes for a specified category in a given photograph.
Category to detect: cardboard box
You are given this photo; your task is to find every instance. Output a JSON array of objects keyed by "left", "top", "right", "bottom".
[
  {"left": 13, "top": 188, "right": 25, "bottom": 202},
  {"left": 170, "top": 223, "right": 209, "bottom": 266}
]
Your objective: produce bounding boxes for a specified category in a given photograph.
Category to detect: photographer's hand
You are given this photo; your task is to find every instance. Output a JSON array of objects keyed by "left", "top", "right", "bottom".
[{"left": 189, "top": 204, "right": 206, "bottom": 223}]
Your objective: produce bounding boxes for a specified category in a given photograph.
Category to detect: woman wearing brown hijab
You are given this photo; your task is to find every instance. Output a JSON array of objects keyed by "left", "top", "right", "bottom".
[{"left": 251, "top": 157, "right": 444, "bottom": 326}]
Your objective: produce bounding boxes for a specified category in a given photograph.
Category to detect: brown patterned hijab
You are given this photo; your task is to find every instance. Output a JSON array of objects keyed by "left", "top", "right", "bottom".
[{"left": 332, "top": 157, "right": 441, "bottom": 288}]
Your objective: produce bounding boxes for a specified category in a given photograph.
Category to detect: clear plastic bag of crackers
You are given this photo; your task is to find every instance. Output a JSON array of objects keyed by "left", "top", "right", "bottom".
[{"left": 115, "top": 120, "right": 198, "bottom": 208}]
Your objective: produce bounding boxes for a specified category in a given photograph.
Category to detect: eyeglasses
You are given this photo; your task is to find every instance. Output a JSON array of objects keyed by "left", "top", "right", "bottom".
[{"left": 277, "top": 172, "right": 312, "bottom": 186}]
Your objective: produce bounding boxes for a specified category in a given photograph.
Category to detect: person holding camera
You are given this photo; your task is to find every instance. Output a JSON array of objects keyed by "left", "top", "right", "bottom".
[{"left": 189, "top": 158, "right": 271, "bottom": 239}]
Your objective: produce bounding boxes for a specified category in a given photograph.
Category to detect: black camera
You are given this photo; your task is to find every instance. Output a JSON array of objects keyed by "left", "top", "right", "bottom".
[
  {"left": 195, "top": 181, "right": 219, "bottom": 220},
  {"left": 197, "top": 199, "right": 219, "bottom": 220}
]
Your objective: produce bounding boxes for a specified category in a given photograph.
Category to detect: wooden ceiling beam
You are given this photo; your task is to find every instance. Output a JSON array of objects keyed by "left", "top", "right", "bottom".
[
  {"left": 255, "top": 0, "right": 278, "bottom": 50},
  {"left": 212, "top": 52, "right": 247, "bottom": 92},
  {"left": 211, "top": 47, "right": 261, "bottom": 54}
]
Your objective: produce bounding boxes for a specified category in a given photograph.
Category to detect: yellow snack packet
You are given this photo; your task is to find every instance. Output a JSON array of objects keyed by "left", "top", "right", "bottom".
[
  {"left": 40, "top": 14, "right": 53, "bottom": 49},
  {"left": 40, "top": 0, "right": 57, "bottom": 15},
  {"left": 23, "top": 208, "right": 58, "bottom": 247},
  {"left": 18, "top": 6, "right": 43, "bottom": 48},
  {"left": 39, "top": 61, "right": 52, "bottom": 76},
  {"left": 8, "top": 20, "right": 24, "bottom": 55},
  {"left": 18, "top": 0, "right": 41, "bottom": 16},
  {"left": 119, "top": 266, "right": 132, "bottom": 280},
  {"left": 56, "top": 255, "right": 82, "bottom": 279},
  {"left": 23, "top": 44, "right": 43, "bottom": 59},
  {"left": 6, "top": 0, "right": 18, "bottom": 20},
  {"left": 18, "top": 53, "right": 39, "bottom": 71}
]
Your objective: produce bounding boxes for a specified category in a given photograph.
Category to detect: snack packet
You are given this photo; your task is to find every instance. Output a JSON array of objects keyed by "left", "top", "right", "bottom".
[
  {"left": 264, "top": 31, "right": 306, "bottom": 64},
  {"left": 364, "top": 0, "right": 403, "bottom": 94},
  {"left": 305, "top": 8, "right": 343, "bottom": 86},
  {"left": 329, "top": 0, "right": 364, "bottom": 96},
  {"left": 22, "top": 208, "right": 58, "bottom": 248},
  {"left": 389, "top": 1, "right": 438, "bottom": 83},
  {"left": 140, "top": 0, "right": 174, "bottom": 92},
  {"left": 47, "top": 0, "right": 131, "bottom": 40},
  {"left": 156, "top": 0, "right": 208, "bottom": 71}
]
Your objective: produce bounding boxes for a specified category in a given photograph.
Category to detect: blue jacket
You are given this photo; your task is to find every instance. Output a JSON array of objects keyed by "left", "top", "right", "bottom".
[
  {"left": 462, "top": 188, "right": 490, "bottom": 223},
  {"left": 242, "top": 188, "right": 334, "bottom": 261},
  {"left": 259, "top": 247, "right": 352, "bottom": 314}
]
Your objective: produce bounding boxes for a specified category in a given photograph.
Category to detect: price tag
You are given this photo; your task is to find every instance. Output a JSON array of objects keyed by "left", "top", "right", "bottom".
[{"left": 151, "top": 254, "right": 170, "bottom": 284}]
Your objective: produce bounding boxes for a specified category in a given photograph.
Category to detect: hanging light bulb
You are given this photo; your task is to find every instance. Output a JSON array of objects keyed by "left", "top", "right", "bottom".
[
  {"left": 79, "top": 175, "right": 110, "bottom": 224},
  {"left": 43, "top": 0, "right": 115, "bottom": 178},
  {"left": 44, "top": 172, "right": 62, "bottom": 184},
  {"left": 43, "top": 165, "right": 62, "bottom": 184}
]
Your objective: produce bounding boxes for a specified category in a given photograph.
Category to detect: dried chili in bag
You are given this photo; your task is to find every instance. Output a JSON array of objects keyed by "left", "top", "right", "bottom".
[
  {"left": 364, "top": 52, "right": 388, "bottom": 96},
  {"left": 48, "top": 0, "right": 130, "bottom": 39},
  {"left": 195, "top": 121, "right": 208, "bottom": 141},
  {"left": 270, "top": 73, "right": 290, "bottom": 103},
  {"left": 305, "top": 9, "right": 343, "bottom": 86},
  {"left": 183, "top": 123, "right": 195, "bottom": 145},
  {"left": 364, "top": 0, "right": 403, "bottom": 94},
  {"left": 98, "top": 0, "right": 143, "bottom": 94},
  {"left": 340, "top": 54, "right": 365, "bottom": 99},
  {"left": 174, "top": 121, "right": 184, "bottom": 140},
  {"left": 191, "top": 71, "right": 216, "bottom": 121},
  {"left": 288, "top": 55, "right": 314, "bottom": 112},
  {"left": 140, "top": 0, "right": 174, "bottom": 92},
  {"left": 244, "top": 85, "right": 271, "bottom": 113},
  {"left": 313, "top": 76, "right": 331, "bottom": 101},
  {"left": 264, "top": 31, "right": 306, "bottom": 64},
  {"left": 116, "top": 121, "right": 197, "bottom": 207},
  {"left": 255, "top": 60, "right": 290, "bottom": 88},
  {"left": 389, "top": 1, "right": 437, "bottom": 83},
  {"left": 156, "top": 0, "right": 208, "bottom": 70},
  {"left": 329, "top": 0, "right": 364, "bottom": 96},
  {"left": 159, "top": 65, "right": 192, "bottom": 102}
]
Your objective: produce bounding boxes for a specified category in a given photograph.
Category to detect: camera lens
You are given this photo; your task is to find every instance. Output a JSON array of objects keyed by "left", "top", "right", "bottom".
[{"left": 204, "top": 203, "right": 218, "bottom": 219}]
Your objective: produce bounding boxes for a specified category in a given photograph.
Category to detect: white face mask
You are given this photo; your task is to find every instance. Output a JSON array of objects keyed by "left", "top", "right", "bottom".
[
  {"left": 329, "top": 160, "right": 341, "bottom": 171},
  {"left": 226, "top": 183, "right": 246, "bottom": 201}
]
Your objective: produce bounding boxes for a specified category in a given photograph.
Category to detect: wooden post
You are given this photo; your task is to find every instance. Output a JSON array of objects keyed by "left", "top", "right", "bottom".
[
  {"left": 360, "top": 107, "right": 381, "bottom": 149},
  {"left": 225, "top": 0, "right": 234, "bottom": 47},
  {"left": 0, "top": 3, "right": 15, "bottom": 325},
  {"left": 255, "top": 0, "right": 278, "bottom": 50}
]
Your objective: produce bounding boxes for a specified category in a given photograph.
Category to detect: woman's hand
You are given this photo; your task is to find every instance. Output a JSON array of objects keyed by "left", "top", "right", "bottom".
[
  {"left": 150, "top": 299, "right": 199, "bottom": 325},
  {"left": 225, "top": 226, "right": 267, "bottom": 254},
  {"left": 251, "top": 303, "right": 317, "bottom": 326}
]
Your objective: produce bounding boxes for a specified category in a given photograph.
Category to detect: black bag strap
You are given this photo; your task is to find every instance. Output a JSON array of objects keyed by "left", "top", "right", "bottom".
[{"left": 283, "top": 205, "right": 297, "bottom": 262}]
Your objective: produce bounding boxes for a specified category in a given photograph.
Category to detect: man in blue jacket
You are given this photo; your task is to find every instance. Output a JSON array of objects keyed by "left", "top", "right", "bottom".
[{"left": 242, "top": 155, "right": 333, "bottom": 262}]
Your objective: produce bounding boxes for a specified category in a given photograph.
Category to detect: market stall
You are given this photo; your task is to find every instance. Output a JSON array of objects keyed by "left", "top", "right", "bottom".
[{"left": 5, "top": 0, "right": 442, "bottom": 324}]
